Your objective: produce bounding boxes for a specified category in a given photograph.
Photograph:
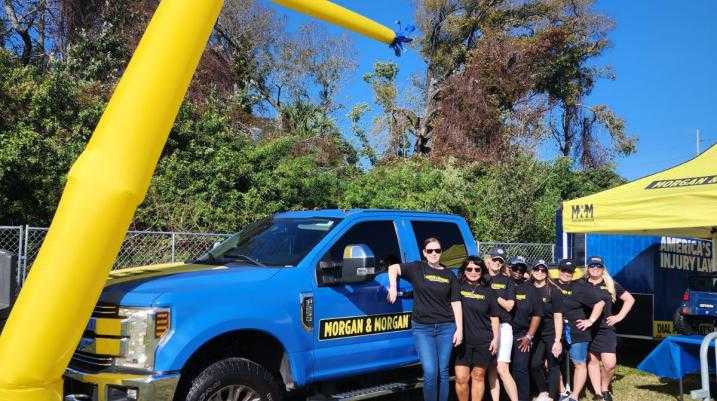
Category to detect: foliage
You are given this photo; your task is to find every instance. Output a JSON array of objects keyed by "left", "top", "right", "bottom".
[
  {"left": 0, "top": 1, "right": 630, "bottom": 244},
  {"left": 0, "top": 50, "right": 103, "bottom": 225},
  {"left": 410, "top": 0, "right": 637, "bottom": 168}
]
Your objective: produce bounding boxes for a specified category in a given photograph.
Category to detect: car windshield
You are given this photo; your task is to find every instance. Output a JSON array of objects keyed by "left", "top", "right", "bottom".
[
  {"left": 194, "top": 217, "right": 340, "bottom": 267},
  {"left": 689, "top": 275, "right": 717, "bottom": 292}
]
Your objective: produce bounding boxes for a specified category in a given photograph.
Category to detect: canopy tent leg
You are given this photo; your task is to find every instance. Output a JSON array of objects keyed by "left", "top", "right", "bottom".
[{"left": 712, "top": 229, "right": 716, "bottom": 272}]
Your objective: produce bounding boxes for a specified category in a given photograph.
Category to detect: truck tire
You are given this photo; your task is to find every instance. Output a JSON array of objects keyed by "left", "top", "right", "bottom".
[{"left": 184, "top": 358, "right": 283, "bottom": 401}]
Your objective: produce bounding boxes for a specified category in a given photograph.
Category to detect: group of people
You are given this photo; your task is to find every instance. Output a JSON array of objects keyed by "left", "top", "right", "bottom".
[{"left": 387, "top": 237, "right": 635, "bottom": 401}]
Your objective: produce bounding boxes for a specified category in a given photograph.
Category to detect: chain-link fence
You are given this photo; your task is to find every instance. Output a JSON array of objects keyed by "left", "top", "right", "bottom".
[
  {"left": 480, "top": 241, "right": 555, "bottom": 265},
  {"left": 18, "top": 227, "right": 230, "bottom": 278},
  {"left": 1, "top": 226, "right": 556, "bottom": 282},
  {"left": 0, "top": 227, "right": 22, "bottom": 257}
]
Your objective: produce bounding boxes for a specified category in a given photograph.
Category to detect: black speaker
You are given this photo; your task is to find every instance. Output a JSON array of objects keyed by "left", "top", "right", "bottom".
[{"left": 0, "top": 251, "right": 19, "bottom": 331}]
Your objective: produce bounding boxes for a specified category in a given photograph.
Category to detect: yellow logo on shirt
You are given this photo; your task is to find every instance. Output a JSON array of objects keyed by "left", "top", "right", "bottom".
[
  {"left": 491, "top": 283, "right": 506, "bottom": 289},
  {"left": 516, "top": 294, "right": 527, "bottom": 300},
  {"left": 600, "top": 286, "right": 608, "bottom": 290},
  {"left": 461, "top": 291, "right": 485, "bottom": 300},
  {"left": 425, "top": 275, "right": 449, "bottom": 284},
  {"left": 561, "top": 289, "right": 572, "bottom": 295}
]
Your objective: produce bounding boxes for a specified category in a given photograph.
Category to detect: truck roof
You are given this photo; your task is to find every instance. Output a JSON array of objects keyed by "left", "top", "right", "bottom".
[{"left": 274, "top": 208, "right": 463, "bottom": 220}]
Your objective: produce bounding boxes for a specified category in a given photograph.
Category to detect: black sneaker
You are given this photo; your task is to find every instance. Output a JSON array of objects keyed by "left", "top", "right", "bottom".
[{"left": 602, "top": 391, "right": 614, "bottom": 401}]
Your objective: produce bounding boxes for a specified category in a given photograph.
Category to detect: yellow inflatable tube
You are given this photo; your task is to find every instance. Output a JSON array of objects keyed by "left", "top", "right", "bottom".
[
  {"left": 0, "top": 1, "right": 223, "bottom": 400},
  {"left": 272, "top": 0, "right": 396, "bottom": 44}
]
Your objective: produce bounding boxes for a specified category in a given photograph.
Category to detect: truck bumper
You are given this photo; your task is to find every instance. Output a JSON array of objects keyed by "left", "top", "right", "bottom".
[{"left": 63, "top": 367, "right": 180, "bottom": 401}]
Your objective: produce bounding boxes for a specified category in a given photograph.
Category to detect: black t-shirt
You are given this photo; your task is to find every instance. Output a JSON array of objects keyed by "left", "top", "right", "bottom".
[
  {"left": 487, "top": 274, "right": 515, "bottom": 324},
  {"left": 534, "top": 283, "right": 562, "bottom": 340},
  {"left": 555, "top": 280, "right": 602, "bottom": 343},
  {"left": 586, "top": 279, "right": 626, "bottom": 330},
  {"left": 459, "top": 281, "right": 499, "bottom": 345},
  {"left": 512, "top": 280, "right": 543, "bottom": 334},
  {"left": 400, "top": 262, "right": 461, "bottom": 324}
]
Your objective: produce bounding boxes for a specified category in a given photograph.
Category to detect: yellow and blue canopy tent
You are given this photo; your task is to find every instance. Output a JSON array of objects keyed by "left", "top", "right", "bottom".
[{"left": 562, "top": 144, "right": 717, "bottom": 268}]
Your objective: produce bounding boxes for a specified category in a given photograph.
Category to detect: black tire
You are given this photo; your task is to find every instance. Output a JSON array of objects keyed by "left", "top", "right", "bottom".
[
  {"left": 673, "top": 309, "right": 697, "bottom": 335},
  {"left": 184, "top": 358, "right": 283, "bottom": 401}
]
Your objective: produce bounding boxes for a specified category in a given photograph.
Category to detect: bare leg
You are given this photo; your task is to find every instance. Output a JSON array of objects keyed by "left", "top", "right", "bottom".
[
  {"left": 587, "top": 352, "right": 602, "bottom": 397},
  {"left": 488, "top": 363, "right": 501, "bottom": 401},
  {"left": 497, "top": 361, "right": 519, "bottom": 401},
  {"left": 470, "top": 366, "right": 487, "bottom": 401},
  {"left": 572, "top": 362, "right": 588, "bottom": 400},
  {"left": 455, "top": 365, "right": 471, "bottom": 401},
  {"left": 600, "top": 353, "right": 617, "bottom": 393}
]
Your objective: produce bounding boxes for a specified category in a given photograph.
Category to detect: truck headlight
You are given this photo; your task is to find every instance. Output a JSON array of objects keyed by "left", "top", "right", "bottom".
[{"left": 114, "top": 307, "right": 170, "bottom": 371}]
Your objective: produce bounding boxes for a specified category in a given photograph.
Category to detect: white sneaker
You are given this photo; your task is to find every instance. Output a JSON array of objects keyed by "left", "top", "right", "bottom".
[{"left": 535, "top": 392, "right": 552, "bottom": 401}]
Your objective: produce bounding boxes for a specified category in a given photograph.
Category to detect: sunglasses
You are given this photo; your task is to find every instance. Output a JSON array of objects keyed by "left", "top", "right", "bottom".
[
  {"left": 588, "top": 264, "right": 604, "bottom": 269},
  {"left": 533, "top": 268, "right": 548, "bottom": 273},
  {"left": 425, "top": 248, "right": 442, "bottom": 254},
  {"left": 559, "top": 268, "right": 574, "bottom": 273},
  {"left": 465, "top": 267, "right": 481, "bottom": 272}
]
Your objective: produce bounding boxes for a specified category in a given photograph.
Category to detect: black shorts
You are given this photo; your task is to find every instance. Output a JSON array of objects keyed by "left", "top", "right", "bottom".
[
  {"left": 455, "top": 343, "right": 494, "bottom": 367},
  {"left": 589, "top": 327, "right": 616, "bottom": 354}
]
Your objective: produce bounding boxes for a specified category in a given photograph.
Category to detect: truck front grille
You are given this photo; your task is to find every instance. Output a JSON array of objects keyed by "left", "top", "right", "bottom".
[{"left": 69, "top": 303, "right": 123, "bottom": 372}]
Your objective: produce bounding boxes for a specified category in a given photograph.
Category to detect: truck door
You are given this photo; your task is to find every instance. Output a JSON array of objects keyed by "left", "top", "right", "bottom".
[{"left": 311, "top": 219, "right": 416, "bottom": 381}]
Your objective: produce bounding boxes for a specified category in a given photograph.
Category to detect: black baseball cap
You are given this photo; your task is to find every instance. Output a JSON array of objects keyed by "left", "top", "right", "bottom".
[
  {"left": 587, "top": 256, "right": 605, "bottom": 268},
  {"left": 487, "top": 248, "right": 506, "bottom": 261},
  {"left": 558, "top": 258, "right": 576, "bottom": 272},
  {"left": 532, "top": 259, "right": 548, "bottom": 270},
  {"left": 509, "top": 256, "right": 528, "bottom": 271}
]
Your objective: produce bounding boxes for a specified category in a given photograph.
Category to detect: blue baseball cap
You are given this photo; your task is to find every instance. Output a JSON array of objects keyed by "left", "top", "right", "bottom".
[
  {"left": 559, "top": 258, "right": 576, "bottom": 271},
  {"left": 587, "top": 256, "right": 605, "bottom": 268},
  {"left": 509, "top": 256, "right": 528, "bottom": 270},
  {"left": 487, "top": 248, "right": 507, "bottom": 261}
]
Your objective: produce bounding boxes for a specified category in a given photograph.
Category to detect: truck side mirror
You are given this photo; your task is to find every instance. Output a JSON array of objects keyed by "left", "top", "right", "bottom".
[{"left": 341, "top": 244, "right": 376, "bottom": 283}]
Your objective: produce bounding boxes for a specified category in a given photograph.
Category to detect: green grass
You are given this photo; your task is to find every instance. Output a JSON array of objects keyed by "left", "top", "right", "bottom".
[{"left": 604, "top": 364, "right": 691, "bottom": 401}]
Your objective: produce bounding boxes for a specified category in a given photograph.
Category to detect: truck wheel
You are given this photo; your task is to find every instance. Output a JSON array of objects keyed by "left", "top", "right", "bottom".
[
  {"left": 184, "top": 358, "right": 282, "bottom": 401},
  {"left": 673, "top": 309, "right": 697, "bottom": 335}
]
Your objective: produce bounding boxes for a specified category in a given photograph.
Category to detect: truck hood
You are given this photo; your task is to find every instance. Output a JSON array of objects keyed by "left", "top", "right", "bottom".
[{"left": 100, "top": 262, "right": 282, "bottom": 306}]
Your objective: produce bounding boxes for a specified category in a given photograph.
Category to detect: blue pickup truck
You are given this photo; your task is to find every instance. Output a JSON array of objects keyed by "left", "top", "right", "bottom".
[
  {"left": 63, "top": 209, "right": 477, "bottom": 401},
  {"left": 674, "top": 273, "right": 717, "bottom": 335}
]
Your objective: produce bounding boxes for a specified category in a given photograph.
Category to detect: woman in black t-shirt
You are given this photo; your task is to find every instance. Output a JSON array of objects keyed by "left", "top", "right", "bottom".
[
  {"left": 552, "top": 259, "right": 604, "bottom": 401},
  {"left": 387, "top": 237, "right": 462, "bottom": 401},
  {"left": 529, "top": 260, "right": 564, "bottom": 401},
  {"left": 454, "top": 256, "right": 499, "bottom": 401},
  {"left": 508, "top": 256, "right": 542, "bottom": 401},
  {"left": 585, "top": 256, "right": 634, "bottom": 401},
  {"left": 484, "top": 248, "right": 519, "bottom": 401}
]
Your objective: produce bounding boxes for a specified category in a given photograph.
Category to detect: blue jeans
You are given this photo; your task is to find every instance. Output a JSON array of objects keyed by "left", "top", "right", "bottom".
[{"left": 412, "top": 321, "right": 456, "bottom": 401}]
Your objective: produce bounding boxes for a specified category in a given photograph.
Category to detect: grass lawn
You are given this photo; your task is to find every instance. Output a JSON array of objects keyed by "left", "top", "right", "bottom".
[{"left": 607, "top": 364, "right": 693, "bottom": 401}]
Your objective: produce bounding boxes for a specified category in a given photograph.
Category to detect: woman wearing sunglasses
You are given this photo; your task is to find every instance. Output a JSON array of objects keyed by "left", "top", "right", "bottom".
[
  {"left": 508, "top": 256, "right": 542, "bottom": 401},
  {"left": 455, "top": 256, "right": 499, "bottom": 401},
  {"left": 585, "top": 256, "right": 634, "bottom": 401},
  {"left": 530, "top": 260, "right": 564, "bottom": 401},
  {"left": 553, "top": 259, "right": 605, "bottom": 401},
  {"left": 484, "top": 248, "right": 519, "bottom": 401},
  {"left": 387, "top": 237, "right": 463, "bottom": 401}
]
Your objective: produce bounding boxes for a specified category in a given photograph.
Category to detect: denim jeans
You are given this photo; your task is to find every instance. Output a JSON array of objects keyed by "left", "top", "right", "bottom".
[{"left": 412, "top": 321, "right": 456, "bottom": 401}]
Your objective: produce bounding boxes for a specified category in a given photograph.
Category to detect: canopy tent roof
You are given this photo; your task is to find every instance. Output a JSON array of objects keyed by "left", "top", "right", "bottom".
[{"left": 562, "top": 144, "right": 717, "bottom": 239}]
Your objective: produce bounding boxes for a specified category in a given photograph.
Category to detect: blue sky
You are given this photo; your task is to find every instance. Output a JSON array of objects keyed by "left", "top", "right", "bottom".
[{"left": 263, "top": 0, "right": 717, "bottom": 180}]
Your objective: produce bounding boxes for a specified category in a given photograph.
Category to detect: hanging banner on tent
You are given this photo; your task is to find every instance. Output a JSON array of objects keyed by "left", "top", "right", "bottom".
[{"left": 658, "top": 237, "right": 714, "bottom": 272}]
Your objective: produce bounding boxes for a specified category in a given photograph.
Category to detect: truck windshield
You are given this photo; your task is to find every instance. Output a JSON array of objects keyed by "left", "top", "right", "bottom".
[{"left": 194, "top": 217, "right": 340, "bottom": 267}]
